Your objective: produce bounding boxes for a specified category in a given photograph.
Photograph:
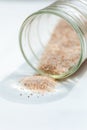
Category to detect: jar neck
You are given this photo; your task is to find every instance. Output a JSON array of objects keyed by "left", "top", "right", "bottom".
[{"left": 39, "top": 0, "right": 87, "bottom": 62}]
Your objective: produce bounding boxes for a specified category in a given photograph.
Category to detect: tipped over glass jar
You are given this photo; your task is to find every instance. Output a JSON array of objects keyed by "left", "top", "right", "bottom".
[{"left": 19, "top": 0, "right": 87, "bottom": 79}]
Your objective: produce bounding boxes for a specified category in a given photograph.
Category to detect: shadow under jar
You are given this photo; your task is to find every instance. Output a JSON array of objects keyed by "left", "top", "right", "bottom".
[{"left": 19, "top": 0, "right": 87, "bottom": 79}]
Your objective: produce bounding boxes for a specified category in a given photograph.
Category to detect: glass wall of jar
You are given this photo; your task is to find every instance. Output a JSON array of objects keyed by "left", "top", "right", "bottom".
[{"left": 19, "top": 0, "right": 87, "bottom": 79}]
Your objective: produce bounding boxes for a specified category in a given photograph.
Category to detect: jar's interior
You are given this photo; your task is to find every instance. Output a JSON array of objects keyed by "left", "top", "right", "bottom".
[{"left": 20, "top": 13, "right": 81, "bottom": 79}]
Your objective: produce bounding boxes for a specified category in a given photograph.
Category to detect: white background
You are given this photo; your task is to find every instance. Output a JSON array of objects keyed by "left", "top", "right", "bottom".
[{"left": 0, "top": 1, "right": 87, "bottom": 130}]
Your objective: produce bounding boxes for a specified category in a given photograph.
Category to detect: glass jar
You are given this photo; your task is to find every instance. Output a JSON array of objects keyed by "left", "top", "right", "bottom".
[{"left": 19, "top": 0, "right": 87, "bottom": 79}]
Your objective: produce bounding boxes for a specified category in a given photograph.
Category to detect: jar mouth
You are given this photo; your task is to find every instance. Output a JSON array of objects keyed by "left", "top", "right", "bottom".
[{"left": 19, "top": 10, "right": 83, "bottom": 79}]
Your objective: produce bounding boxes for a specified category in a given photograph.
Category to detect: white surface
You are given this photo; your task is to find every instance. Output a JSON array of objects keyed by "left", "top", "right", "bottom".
[{"left": 0, "top": 1, "right": 87, "bottom": 130}]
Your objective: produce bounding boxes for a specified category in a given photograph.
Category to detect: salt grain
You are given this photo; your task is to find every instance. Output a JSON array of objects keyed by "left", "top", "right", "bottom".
[
  {"left": 39, "top": 20, "right": 81, "bottom": 75},
  {"left": 20, "top": 76, "right": 57, "bottom": 93}
]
